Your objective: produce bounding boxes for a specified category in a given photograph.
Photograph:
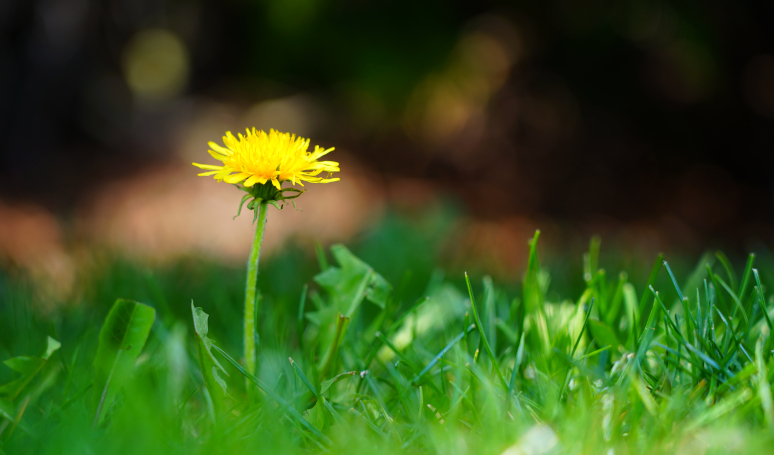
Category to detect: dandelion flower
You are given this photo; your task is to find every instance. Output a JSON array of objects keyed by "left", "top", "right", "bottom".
[
  {"left": 193, "top": 128, "right": 340, "bottom": 192},
  {"left": 192, "top": 129, "right": 339, "bottom": 380}
]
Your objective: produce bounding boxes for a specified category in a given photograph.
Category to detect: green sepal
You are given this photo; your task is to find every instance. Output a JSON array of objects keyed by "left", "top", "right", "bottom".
[
  {"left": 233, "top": 193, "right": 252, "bottom": 220},
  {"left": 231, "top": 182, "right": 308, "bottom": 220}
]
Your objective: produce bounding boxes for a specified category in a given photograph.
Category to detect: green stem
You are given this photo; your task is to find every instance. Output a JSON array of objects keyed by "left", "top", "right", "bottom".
[{"left": 245, "top": 200, "right": 269, "bottom": 382}]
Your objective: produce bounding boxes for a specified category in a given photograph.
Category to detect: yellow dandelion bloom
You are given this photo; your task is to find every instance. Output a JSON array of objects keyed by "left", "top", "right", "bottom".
[{"left": 193, "top": 128, "right": 340, "bottom": 191}]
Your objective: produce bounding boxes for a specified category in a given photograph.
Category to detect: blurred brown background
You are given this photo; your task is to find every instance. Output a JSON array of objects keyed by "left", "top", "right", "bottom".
[{"left": 2, "top": 0, "right": 774, "bottom": 289}]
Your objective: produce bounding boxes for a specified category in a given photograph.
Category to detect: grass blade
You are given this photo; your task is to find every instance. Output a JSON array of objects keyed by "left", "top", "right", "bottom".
[
  {"left": 213, "top": 345, "right": 332, "bottom": 446},
  {"left": 738, "top": 254, "right": 756, "bottom": 304},
  {"left": 715, "top": 251, "right": 738, "bottom": 293},
  {"left": 465, "top": 273, "right": 507, "bottom": 389},
  {"left": 638, "top": 253, "right": 664, "bottom": 328},
  {"left": 412, "top": 324, "right": 474, "bottom": 385}
]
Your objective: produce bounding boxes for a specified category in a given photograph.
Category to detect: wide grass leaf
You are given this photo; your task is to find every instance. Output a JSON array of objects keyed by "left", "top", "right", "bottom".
[
  {"left": 310, "top": 245, "right": 392, "bottom": 374},
  {"left": 313, "top": 244, "right": 391, "bottom": 316},
  {"left": 93, "top": 299, "right": 155, "bottom": 424}
]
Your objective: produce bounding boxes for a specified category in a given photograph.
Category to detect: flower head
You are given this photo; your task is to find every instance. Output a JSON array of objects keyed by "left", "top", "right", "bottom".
[
  {"left": 193, "top": 128, "right": 340, "bottom": 191},
  {"left": 193, "top": 129, "right": 340, "bottom": 218}
]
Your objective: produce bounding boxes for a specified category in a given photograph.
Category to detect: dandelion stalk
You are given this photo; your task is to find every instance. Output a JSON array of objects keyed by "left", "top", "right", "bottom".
[
  {"left": 192, "top": 128, "right": 340, "bottom": 396},
  {"left": 244, "top": 199, "right": 268, "bottom": 379}
]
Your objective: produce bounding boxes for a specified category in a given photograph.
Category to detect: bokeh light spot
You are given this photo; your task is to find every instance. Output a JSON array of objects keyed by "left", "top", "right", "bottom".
[{"left": 122, "top": 29, "right": 189, "bottom": 103}]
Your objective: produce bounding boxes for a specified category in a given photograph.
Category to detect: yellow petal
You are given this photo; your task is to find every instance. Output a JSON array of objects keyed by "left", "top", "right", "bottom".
[
  {"left": 271, "top": 178, "right": 282, "bottom": 190},
  {"left": 208, "top": 150, "right": 229, "bottom": 161},
  {"left": 223, "top": 132, "right": 239, "bottom": 150},
  {"left": 192, "top": 163, "right": 223, "bottom": 170},
  {"left": 207, "top": 142, "right": 233, "bottom": 156},
  {"left": 243, "top": 175, "right": 262, "bottom": 187},
  {"left": 197, "top": 171, "right": 219, "bottom": 176},
  {"left": 224, "top": 173, "right": 250, "bottom": 183},
  {"left": 310, "top": 146, "right": 335, "bottom": 160},
  {"left": 301, "top": 176, "right": 339, "bottom": 184}
]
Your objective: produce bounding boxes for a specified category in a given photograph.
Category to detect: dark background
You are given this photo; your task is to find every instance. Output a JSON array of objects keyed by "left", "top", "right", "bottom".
[{"left": 2, "top": 0, "right": 774, "bottom": 251}]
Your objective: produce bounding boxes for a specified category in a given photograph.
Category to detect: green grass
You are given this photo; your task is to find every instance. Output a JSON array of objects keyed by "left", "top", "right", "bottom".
[{"left": 2, "top": 213, "right": 774, "bottom": 454}]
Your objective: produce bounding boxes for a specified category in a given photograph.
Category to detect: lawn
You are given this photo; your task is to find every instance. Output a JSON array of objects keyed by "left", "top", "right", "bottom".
[{"left": 2, "top": 211, "right": 774, "bottom": 454}]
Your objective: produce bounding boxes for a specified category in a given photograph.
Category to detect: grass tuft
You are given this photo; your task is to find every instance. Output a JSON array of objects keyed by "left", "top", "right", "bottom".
[{"left": 2, "top": 225, "right": 774, "bottom": 454}]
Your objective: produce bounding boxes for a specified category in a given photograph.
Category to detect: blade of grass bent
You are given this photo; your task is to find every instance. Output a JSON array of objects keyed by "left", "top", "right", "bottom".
[
  {"left": 560, "top": 298, "right": 595, "bottom": 399},
  {"left": 716, "top": 276, "right": 749, "bottom": 328},
  {"left": 361, "top": 296, "right": 430, "bottom": 372},
  {"left": 506, "top": 332, "right": 526, "bottom": 412},
  {"left": 707, "top": 265, "right": 730, "bottom": 315},
  {"left": 289, "top": 358, "right": 318, "bottom": 399},
  {"left": 715, "top": 251, "right": 738, "bottom": 292},
  {"left": 465, "top": 272, "right": 507, "bottom": 389},
  {"left": 738, "top": 254, "right": 756, "bottom": 305},
  {"left": 753, "top": 270, "right": 774, "bottom": 356},
  {"left": 213, "top": 345, "right": 332, "bottom": 446},
  {"left": 412, "top": 324, "right": 474, "bottom": 385},
  {"left": 638, "top": 253, "right": 664, "bottom": 328},
  {"left": 635, "top": 294, "right": 662, "bottom": 367}
]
